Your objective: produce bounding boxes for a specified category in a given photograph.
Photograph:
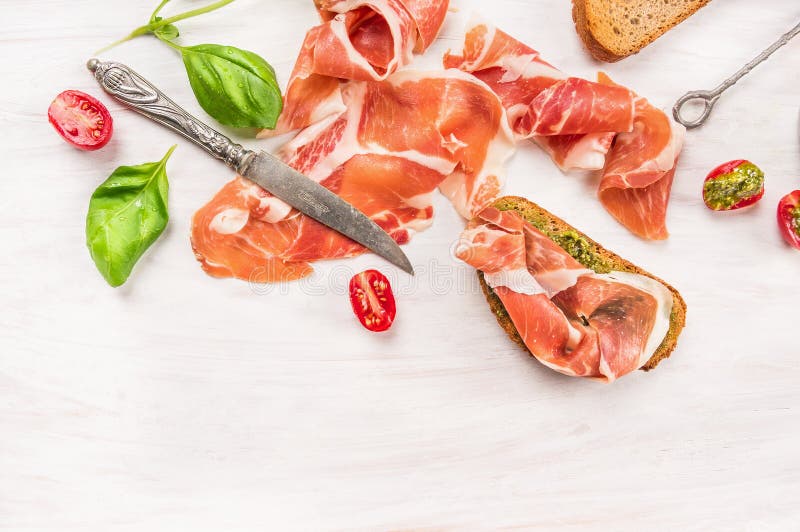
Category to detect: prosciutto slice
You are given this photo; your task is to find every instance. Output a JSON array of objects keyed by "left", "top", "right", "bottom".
[
  {"left": 521, "top": 223, "right": 593, "bottom": 298},
  {"left": 266, "top": 0, "right": 449, "bottom": 135},
  {"left": 457, "top": 207, "right": 593, "bottom": 297},
  {"left": 446, "top": 21, "right": 684, "bottom": 240},
  {"left": 597, "top": 73, "right": 685, "bottom": 240},
  {"left": 192, "top": 70, "right": 514, "bottom": 282},
  {"left": 520, "top": 77, "right": 634, "bottom": 137},
  {"left": 456, "top": 208, "right": 672, "bottom": 381},
  {"left": 552, "top": 275, "right": 659, "bottom": 379},
  {"left": 456, "top": 207, "right": 543, "bottom": 296},
  {"left": 533, "top": 133, "right": 615, "bottom": 174},
  {"left": 443, "top": 19, "right": 633, "bottom": 171}
]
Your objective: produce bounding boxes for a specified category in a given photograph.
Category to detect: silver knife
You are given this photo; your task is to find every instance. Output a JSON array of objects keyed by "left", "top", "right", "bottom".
[{"left": 86, "top": 58, "right": 413, "bottom": 275}]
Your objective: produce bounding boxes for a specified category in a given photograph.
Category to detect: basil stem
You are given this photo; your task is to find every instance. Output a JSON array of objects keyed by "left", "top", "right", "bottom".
[
  {"left": 150, "top": 0, "right": 171, "bottom": 21},
  {"left": 95, "top": 0, "right": 235, "bottom": 54},
  {"left": 151, "top": 3, "right": 179, "bottom": 41},
  {"left": 86, "top": 146, "right": 176, "bottom": 287}
]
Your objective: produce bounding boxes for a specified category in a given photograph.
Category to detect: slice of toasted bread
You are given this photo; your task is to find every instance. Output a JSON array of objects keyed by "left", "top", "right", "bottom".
[
  {"left": 572, "top": 0, "right": 711, "bottom": 62},
  {"left": 477, "top": 196, "right": 686, "bottom": 371}
]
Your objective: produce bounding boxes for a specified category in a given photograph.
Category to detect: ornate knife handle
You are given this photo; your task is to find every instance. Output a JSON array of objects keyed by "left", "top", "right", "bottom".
[{"left": 87, "top": 58, "right": 254, "bottom": 172}]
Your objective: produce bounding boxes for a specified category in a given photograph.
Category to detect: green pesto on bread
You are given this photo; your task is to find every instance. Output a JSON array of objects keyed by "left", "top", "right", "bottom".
[{"left": 477, "top": 196, "right": 686, "bottom": 371}]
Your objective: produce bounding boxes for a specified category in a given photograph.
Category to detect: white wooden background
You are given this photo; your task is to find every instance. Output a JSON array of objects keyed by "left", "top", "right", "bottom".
[{"left": 2, "top": 1, "right": 799, "bottom": 530}]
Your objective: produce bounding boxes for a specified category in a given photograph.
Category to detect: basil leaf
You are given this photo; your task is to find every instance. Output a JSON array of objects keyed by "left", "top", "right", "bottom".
[
  {"left": 181, "top": 44, "right": 282, "bottom": 129},
  {"left": 86, "top": 146, "right": 176, "bottom": 287},
  {"left": 152, "top": 17, "right": 179, "bottom": 41}
]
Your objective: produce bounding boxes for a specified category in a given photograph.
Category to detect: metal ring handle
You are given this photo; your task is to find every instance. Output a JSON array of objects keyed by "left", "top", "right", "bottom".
[
  {"left": 672, "top": 90, "right": 718, "bottom": 129},
  {"left": 673, "top": 20, "right": 800, "bottom": 130}
]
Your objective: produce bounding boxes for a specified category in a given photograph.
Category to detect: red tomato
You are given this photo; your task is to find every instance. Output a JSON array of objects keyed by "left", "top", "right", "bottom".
[
  {"left": 349, "top": 269, "right": 396, "bottom": 332},
  {"left": 703, "top": 159, "right": 764, "bottom": 211},
  {"left": 48, "top": 90, "right": 113, "bottom": 151},
  {"left": 777, "top": 190, "right": 800, "bottom": 250}
]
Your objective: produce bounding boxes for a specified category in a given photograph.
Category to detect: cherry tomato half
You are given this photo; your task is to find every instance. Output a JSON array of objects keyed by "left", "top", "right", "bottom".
[
  {"left": 349, "top": 269, "right": 396, "bottom": 332},
  {"left": 703, "top": 159, "right": 764, "bottom": 211},
  {"left": 48, "top": 90, "right": 113, "bottom": 151},
  {"left": 777, "top": 190, "right": 800, "bottom": 250}
]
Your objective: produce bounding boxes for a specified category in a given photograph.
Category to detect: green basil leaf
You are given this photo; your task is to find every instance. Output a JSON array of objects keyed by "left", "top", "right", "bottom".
[
  {"left": 181, "top": 44, "right": 282, "bottom": 129},
  {"left": 152, "top": 17, "right": 179, "bottom": 41},
  {"left": 86, "top": 146, "right": 176, "bottom": 287}
]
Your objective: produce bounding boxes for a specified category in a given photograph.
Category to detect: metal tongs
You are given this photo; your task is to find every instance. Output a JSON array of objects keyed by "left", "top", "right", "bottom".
[{"left": 673, "top": 20, "right": 800, "bottom": 129}]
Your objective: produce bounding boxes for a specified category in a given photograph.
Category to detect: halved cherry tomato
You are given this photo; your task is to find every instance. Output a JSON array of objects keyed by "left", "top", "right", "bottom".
[
  {"left": 703, "top": 159, "right": 764, "bottom": 211},
  {"left": 349, "top": 269, "right": 396, "bottom": 332},
  {"left": 777, "top": 190, "right": 800, "bottom": 250},
  {"left": 48, "top": 90, "right": 113, "bottom": 151}
]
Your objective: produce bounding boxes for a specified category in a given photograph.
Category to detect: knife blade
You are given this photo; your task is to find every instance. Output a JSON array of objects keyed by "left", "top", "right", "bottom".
[
  {"left": 86, "top": 58, "right": 414, "bottom": 275},
  {"left": 240, "top": 152, "right": 414, "bottom": 275}
]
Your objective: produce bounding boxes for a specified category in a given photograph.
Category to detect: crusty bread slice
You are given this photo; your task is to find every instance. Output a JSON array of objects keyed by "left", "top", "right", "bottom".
[
  {"left": 477, "top": 196, "right": 686, "bottom": 371},
  {"left": 572, "top": 0, "right": 711, "bottom": 62}
]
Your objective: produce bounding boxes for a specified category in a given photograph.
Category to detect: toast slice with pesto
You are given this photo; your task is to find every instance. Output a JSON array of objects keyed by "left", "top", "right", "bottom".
[{"left": 477, "top": 196, "right": 686, "bottom": 371}]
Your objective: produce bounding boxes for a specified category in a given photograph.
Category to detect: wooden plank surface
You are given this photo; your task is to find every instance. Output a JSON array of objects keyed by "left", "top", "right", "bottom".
[{"left": 1, "top": 1, "right": 799, "bottom": 530}]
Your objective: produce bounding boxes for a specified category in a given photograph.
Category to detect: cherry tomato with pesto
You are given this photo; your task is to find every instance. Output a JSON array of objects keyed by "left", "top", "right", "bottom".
[
  {"left": 702, "top": 159, "right": 764, "bottom": 211},
  {"left": 349, "top": 269, "right": 396, "bottom": 332},
  {"left": 48, "top": 90, "right": 113, "bottom": 151},
  {"left": 777, "top": 190, "right": 800, "bottom": 250}
]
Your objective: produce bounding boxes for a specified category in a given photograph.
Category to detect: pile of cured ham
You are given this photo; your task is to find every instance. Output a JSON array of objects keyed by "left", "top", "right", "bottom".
[{"left": 189, "top": 1, "right": 685, "bottom": 380}]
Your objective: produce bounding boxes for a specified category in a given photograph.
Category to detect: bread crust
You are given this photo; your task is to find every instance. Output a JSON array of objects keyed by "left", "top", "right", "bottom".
[
  {"left": 572, "top": 0, "right": 625, "bottom": 62},
  {"left": 572, "top": 0, "right": 711, "bottom": 63},
  {"left": 477, "top": 196, "right": 686, "bottom": 372}
]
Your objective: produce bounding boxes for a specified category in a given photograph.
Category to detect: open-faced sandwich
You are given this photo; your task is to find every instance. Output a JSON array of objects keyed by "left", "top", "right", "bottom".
[{"left": 456, "top": 196, "right": 686, "bottom": 382}]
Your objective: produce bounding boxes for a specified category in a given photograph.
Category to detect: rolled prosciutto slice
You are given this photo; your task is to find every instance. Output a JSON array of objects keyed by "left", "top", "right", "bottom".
[
  {"left": 597, "top": 73, "right": 685, "bottom": 240},
  {"left": 443, "top": 19, "right": 633, "bottom": 171},
  {"left": 265, "top": 0, "right": 449, "bottom": 135}
]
